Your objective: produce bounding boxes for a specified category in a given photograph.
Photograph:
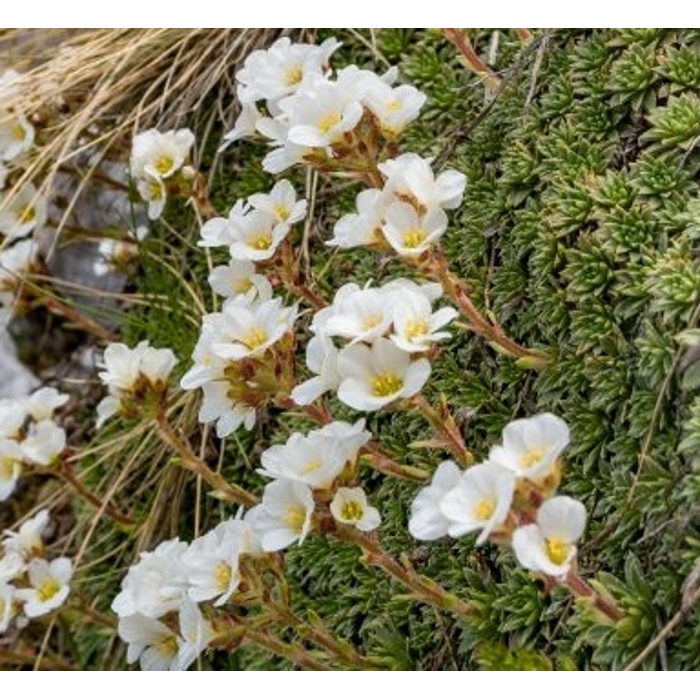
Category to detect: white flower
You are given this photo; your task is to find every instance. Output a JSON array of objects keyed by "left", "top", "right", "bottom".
[
  {"left": 330, "top": 487, "right": 381, "bottom": 531},
  {"left": 118, "top": 600, "right": 212, "bottom": 672},
  {"left": 0, "top": 398, "right": 27, "bottom": 439},
  {"left": 336, "top": 337, "right": 431, "bottom": 411},
  {"left": 328, "top": 188, "right": 388, "bottom": 249},
  {"left": 130, "top": 128, "right": 195, "bottom": 181},
  {"left": 309, "top": 419, "right": 371, "bottom": 464},
  {"left": 439, "top": 462, "right": 515, "bottom": 544},
  {"left": 0, "top": 239, "right": 37, "bottom": 301},
  {"left": 93, "top": 226, "right": 148, "bottom": 277},
  {"left": 228, "top": 210, "right": 290, "bottom": 261},
  {"left": 318, "top": 282, "right": 393, "bottom": 344},
  {"left": 282, "top": 81, "right": 363, "bottom": 148},
  {"left": 0, "top": 551, "right": 25, "bottom": 582},
  {"left": 364, "top": 82, "right": 426, "bottom": 139},
  {"left": 182, "top": 531, "right": 242, "bottom": 607},
  {"left": 236, "top": 37, "right": 340, "bottom": 105},
  {"left": 220, "top": 99, "right": 263, "bottom": 148},
  {"left": 3, "top": 508, "right": 49, "bottom": 558},
  {"left": 379, "top": 153, "right": 466, "bottom": 211},
  {"left": 248, "top": 479, "right": 315, "bottom": 552},
  {"left": 0, "top": 183, "right": 47, "bottom": 240},
  {"left": 179, "top": 321, "right": 228, "bottom": 391},
  {"left": 408, "top": 461, "right": 462, "bottom": 541},
  {"left": 512, "top": 496, "right": 587, "bottom": 578},
  {"left": 197, "top": 380, "right": 256, "bottom": 439},
  {"left": 0, "top": 582, "right": 16, "bottom": 633},
  {"left": 20, "top": 419, "right": 66, "bottom": 466},
  {"left": 118, "top": 613, "right": 180, "bottom": 671},
  {"left": 208, "top": 260, "right": 272, "bottom": 302},
  {"left": 16, "top": 557, "right": 72, "bottom": 618},
  {"left": 258, "top": 431, "right": 348, "bottom": 489},
  {"left": 488, "top": 413, "right": 570, "bottom": 482},
  {"left": 382, "top": 201, "right": 448, "bottom": 256},
  {"left": 211, "top": 296, "right": 297, "bottom": 361},
  {"left": 389, "top": 289, "right": 458, "bottom": 353},
  {"left": 0, "top": 438, "right": 22, "bottom": 501},
  {"left": 0, "top": 111, "right": 34, "bottom": 163},
  {"left": 99, "top": 340, "right": 176, "bottom": 392},
  {"left": 111, "top": 538, "right": 188, "bottom": 619},
  {"left": 23, "top": 387, "right": 69, "bottom": 422},
  {"left": 136, "top": 176, "right": 167, "bottom": 220},
  {"left": 248, "top": 179, "right": 307, "bottom": 230},
  {"left": 198, "top": 199, "right": 249, "bottom": 248},
  {"left": 291, "top": 335, "right": 341, "bottom": 406}
]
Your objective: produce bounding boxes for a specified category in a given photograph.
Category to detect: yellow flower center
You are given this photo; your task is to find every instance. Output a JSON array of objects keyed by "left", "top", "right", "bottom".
[
  {"left": 215, "top": 562, "right": 232, "bottom": 592},
  {"left": 242, "top": 327, "right": 268, "bottom": 350},
  {"left": 519, "top": 446, "right": 547, "bottom": 470},
  {"left": 284, "top": 65, "right": 303, "bottom": 86},
  {"left": 318, "top": 112, "right": 342, "bottom": 134},
  {"left": 154, "top": 155, "right": 174, "bottom": 175},
  {"left": 284, "top": 505, "right": 307, "bottom": 534},
  {"left": 387, "top": 99, "right": 402, "bottom": 112},
  {"left": 474, "top": 498, "right": 496, "bottom": 521},
  {"left": 0, "top": 456, "right": 17, "bottom": 481},
  {"left": 273, "top": 203, "right": 291, "bottom": 221},
  {"left": 234, "top": 278, "right": 254, "bottom": 294},
  {"left": 361, "top": 313, "right": 382, "bottom": 331},
  {"left": 405, "top": 319, "right": 429, "bottom": 340},
  {"left": 371, "top": 373, "right": 403, "bottom": 397},
  {"left": 250, "top": 231, "right": 272, "bottom": 250},
  {"left": 37, "top": 578, "right": 61, "bottom": 603},
  {"left": 155, "top": 635, "right": 179, "bottom": 658},
  {"left": 402, "top": 228, "right": 426, "bottom": 249},
  {"left": 302, "top": 460, "right": 321, "bottom": 474},
  {"left": 18, "top": 204, "right": 36, "bottom": 225},
  {"left": 341, "top": 500, "right": 364, "bottom": 522},
  {"left": 545, "top": 537, "right": 570, "bottom": 566},
  {"left": 147, "top": 180, "right": 164, "bottom": 200},
  {"left": 11, "top": 121, "right": 26, "bottom": 141}
]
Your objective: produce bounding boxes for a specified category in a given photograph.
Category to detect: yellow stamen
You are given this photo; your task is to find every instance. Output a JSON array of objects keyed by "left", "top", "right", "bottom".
[
  {"left": 387, "top": 99, "right": 402, "bottom": 112},
  {"left": 361, "top": 313, "right": 382, "bottom": 331},
  {"left": 474, "top": 498, "right": 496, "bottom": 521},
  {"left": 405, "top": 319, "right": 429, "bottom": 340},
  {"left": 156, "top": 635, "right": 179, "bottom": 657},
  {"left": 341, "top": 500, "right": 364, "bottom": 522},
  {"left": 318, "top": 112, "right": 342, "bottom": 134},
  {"left": 242, "top": 327, "right": 267, "bottom": 350},
  {"left": 402, "top": 228, "right": 426, "bottom": 249},
  {"left": 302, "top": 460, "right": 321, "bottom": 474},
  {"left": 215, "top": 562, "right": 232, "bottom": 591},
  {"left": 0, "top": 457, "right": 17, "bottom": 481},
  {"left": 37, "top": 578, "right": 60, "bottom": 603},
  {"left": 10, "top": 121, "right": 26, "bottom": 141},
  {"left": 284, "top": 65, "right": 303, "bottom": 86},
  {"left": 371, "top": 373, "right": 403, "bottom": 397},
  {"left": 273, "top": 203, "right": 291, "bottom": 221},
  {"left": 519, "top": 446, "right": 547, "bottom": 470},
  {"left": 545, "top": 537, "right": 570, "bottom": 566},
  {"left": 250, "top": 232, "right": 272, "bottom": 250},
  {"left": 148, "top": 180, "right": 164, "bottom": 200},
  {"left": 154, "top": 155, "right": 174, "bottom": 175},
  {"left": 234, "top": 278, "right": 254, "bottom": 294},
  {"left": 18, "top": 204, "right": 35, "bottom": 225},
  {"left": 284, "top": 505, "right": 307, "bottom": 534}
]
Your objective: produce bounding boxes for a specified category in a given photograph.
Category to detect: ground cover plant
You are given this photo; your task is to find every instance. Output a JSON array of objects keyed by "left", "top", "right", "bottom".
[{"left": 1, "top": 28, "right": 700, "bottom": 671}]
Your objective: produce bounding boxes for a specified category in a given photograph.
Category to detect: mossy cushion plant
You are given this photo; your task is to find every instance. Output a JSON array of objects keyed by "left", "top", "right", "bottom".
[{"left": 1, "top": 29, "right": 700, "bottom": 671}]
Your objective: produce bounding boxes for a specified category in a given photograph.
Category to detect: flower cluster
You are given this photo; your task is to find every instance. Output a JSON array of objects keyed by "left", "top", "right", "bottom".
[
  {"left": 222, "top": 37, "right": 426, "bottom": 174},
  {"left": 409, "top": 413, "right": 587, "bottom": 579},
  {"left": 130, "top": 128, "right": 195, "bottom": 220},
  {"left": 329, "top": 153, "right": 465, "bottom": 257},
  {"left": 246, "top": 419, "right": 378, "bottom": 551},
  {"left": 96, "top": 341, "right": 177, "bottom": 428},
  {"left": 0, "top": 387, "right": 69, "bottom": 501},
  {"left": 111, "top": 516, "right": 260, "bottom": 670},
  {"left": 180, "top": 180, "right": 308, "bottom": 438},
  {"left": 0, "top": 509, "right": 73, "bottom": 633},
  {"left": 293, "top": 278, "right": 457, "bottom": 411}
]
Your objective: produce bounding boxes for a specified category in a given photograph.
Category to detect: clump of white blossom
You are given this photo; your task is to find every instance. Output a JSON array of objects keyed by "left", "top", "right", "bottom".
[
  {"left": 409, "top": 413, "right": 587, "bottom": 579},
  {"left": 0, "top": 387, "right": 69, "bottom": 502},
  {"left": 0, "top": 509, "right": 73, "bottom": 633},
  {"left": 130, "top": 128, "right": 195, "bottom": 220}
]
